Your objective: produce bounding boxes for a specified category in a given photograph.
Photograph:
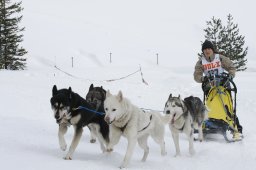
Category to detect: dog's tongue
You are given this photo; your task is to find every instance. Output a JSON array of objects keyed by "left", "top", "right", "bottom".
[
  {"left": 171, "top": 114, "right": 176, "bottom": 124},
  {"left": 171, "top": 118, "right": 174, "bottom": 124}
]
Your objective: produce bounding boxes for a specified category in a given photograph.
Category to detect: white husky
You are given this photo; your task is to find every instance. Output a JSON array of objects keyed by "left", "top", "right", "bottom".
[{"left": 104, "top": 90, "right": 166, "bottom": 168}]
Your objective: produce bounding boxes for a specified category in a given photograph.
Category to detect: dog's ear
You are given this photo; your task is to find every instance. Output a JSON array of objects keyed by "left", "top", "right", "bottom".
[
  {"left": 52, "top": 85, "right": 57, "bottom": 96},
  {"left": 168, "top": 93, "right": 172, "bottom": 100},
  {"left": 117, "top": 90, "right": 123, "bottom": 102},
  {"left": 178, "top": 95, "right": 186, "bottom": 111},
  {"left": 101, "top": 86, "right": 106, "bottom": 99},
  {"left": 106, "top": 90, "right": 111, "bottom": 98},
  {"left": 68, "top": 87, "right": 72, "bottom": 99},
  {"left": 89, "top": 84, "right": 94, "bottom": 91}
]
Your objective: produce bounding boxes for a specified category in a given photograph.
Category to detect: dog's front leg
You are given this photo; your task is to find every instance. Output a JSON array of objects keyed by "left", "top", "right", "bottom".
[
  {"left": 138, "top": 135, "right": 149, "bottom": 162},
  {"left": 187, "top": 128, "right": 195, "bottom": 155},
  {"left": 120, "top": 134, "right": 137, "bottom": 168},
  {"left": 106, "top": 126, "right": 122, "bottom": 152},
  {"left": 171, "top": 128, "right": 180, "bottom": 156},
  {"left": 64, "top": 125, "right": 83, "bottom": 160},
  {"left": 58, "top": 123, "right": 68, "bottom": 151},
  {"left": 87, "top": 124, "right": 97, "bottom": 143}
]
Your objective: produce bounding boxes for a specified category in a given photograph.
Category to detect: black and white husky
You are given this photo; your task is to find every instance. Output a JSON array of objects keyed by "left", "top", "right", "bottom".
[
  {"left": 104, "top": 90, "right": 166, "bottom": 168},
  {"left": 50, "top": 85, "right": 110, "bottom": 160},
  {"left": 163, "top": 94, "right": 207, "bottom": 156},
  {"left": 85, "top": 84, "right": 107, "bottom": 143}
]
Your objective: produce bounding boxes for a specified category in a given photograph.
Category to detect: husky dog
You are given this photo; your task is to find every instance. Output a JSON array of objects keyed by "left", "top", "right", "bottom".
[
  {"left": 104, "top": 90, "right": 166, "bottom": 168},
  {"left": 85, "top": 84, "right": 106, "bottom": 143},
  {"left": 163, "top": 94, "right": 207, "bottom": 156},
  {"left": 50, "top": 85, "right": 110, "bottom": 160},
  {"left": 86, "top": 84, "right": 106, "bottom": 111}
]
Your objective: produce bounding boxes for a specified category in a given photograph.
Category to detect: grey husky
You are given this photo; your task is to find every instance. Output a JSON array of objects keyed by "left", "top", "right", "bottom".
[
  {"left": 163, "top": 94, "right": 207, "bottom": 156},
  {"left": 85, "top": 84, "right": 106, "bottom": 143}
]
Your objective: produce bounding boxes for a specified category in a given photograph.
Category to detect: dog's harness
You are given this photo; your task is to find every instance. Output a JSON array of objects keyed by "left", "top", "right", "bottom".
[
  {"left": 72, "top": 106, "right": 105, "bottom": 116},
  {"left": 117, "top": 114, "right": 153, "bottom": 133},
  {"left": 120, "top": 123, "right": 128, "bottom": 132},
  {"left": 138, "top": 115, "right": 153, "bottom": 132}
]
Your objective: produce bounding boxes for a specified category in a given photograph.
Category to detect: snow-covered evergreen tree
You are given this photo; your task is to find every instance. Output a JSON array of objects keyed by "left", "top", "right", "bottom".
[
  {"left": 0, "top": 0, "right": 27, "bottom": 70},
  {"left": 203, "top": 16, "right": 225, "bottom": 51},
  {"left": 201, "top": 14, "right": 248, "bottom": 71},
  {"left": 220, "top": 14, "right": 248, "bottom": 71}
]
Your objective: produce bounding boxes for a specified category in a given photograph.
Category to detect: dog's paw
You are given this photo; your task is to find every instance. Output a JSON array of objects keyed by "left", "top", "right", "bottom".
[
  {"left": 63, "top": 156, "right": 72, "bottom": 160},
  {"left": 106, "top": 148, "right": 113, "bottom": 152},
  {"left": 90, "top": 139, "right": 96, "bottom": 143},
  {"left": 60, "top": 144, "right": 67, "bottom": 151},
  {"left": 119, "top": 164, "right": 126, "bottom": 169},
  {"left": 119, "top": 161, "right": 129, "bottom": 169}
]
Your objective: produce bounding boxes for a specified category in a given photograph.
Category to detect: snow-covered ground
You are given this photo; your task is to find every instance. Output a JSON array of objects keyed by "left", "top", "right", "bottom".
[{"left": 1, "top": 0, "right": 256, "bottom": 169}]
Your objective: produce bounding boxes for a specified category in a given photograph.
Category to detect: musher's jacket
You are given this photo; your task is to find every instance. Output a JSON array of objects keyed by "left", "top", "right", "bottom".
[{"left": 194, "top": 54, "right": 236, "bottom": 83}]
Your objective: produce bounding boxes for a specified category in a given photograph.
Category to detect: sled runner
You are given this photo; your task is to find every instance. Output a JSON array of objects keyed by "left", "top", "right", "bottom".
[{"left": 202, "top": 72, "right": 243, "bottom": 142}]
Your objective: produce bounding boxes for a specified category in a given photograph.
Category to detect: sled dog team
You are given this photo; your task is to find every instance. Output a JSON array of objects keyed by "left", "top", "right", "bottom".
[{"left": 50, "top": 84, "right": 207, "bottom": 168}]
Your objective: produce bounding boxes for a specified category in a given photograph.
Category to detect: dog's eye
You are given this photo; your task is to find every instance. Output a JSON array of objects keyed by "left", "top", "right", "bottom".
[
  {"left": 105, "top": 108, "right": 108, "bottom": 111},
  {"left": 112, "top": 109, "right": 116, "bottom": 112},
  {"left": 175, "top": 102, "right": 182, "bottom": 107}
]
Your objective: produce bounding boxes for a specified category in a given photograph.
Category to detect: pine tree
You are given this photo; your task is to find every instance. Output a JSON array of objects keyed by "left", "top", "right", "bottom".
[
  {"left": 203, "top": 16, "right": 225, "bottom": 51},
  {"left": 0, "top": 0, "right": 27, "bottom": 70},
  {"left": 220, "top": 14, "right": 248, "bottom": 71},
  {"left": 201, "top": 14, "right": 248, "bottom": 71}
]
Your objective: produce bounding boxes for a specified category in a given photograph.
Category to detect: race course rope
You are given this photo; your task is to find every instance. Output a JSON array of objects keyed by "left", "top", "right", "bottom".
[{"left": 54, "top": 65, "right": 148, "bottom": 85}]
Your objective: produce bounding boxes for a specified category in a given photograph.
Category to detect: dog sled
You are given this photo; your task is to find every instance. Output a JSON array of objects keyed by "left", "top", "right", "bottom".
[{"left": 202, "top": 72, "right": 243, "bottom": 142}]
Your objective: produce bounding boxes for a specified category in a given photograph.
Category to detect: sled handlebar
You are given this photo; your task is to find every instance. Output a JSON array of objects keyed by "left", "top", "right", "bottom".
[{"left": 202, "top": 73, "right": 237, "bottom": 93}]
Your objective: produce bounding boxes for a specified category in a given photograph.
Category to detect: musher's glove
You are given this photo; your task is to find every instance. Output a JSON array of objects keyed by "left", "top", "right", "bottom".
[
  {"left": 228, "top": 75, "right": 234, "bottom": 80},
  {"left": 201, "top": 76, "right": 208, "bottom": 82}
]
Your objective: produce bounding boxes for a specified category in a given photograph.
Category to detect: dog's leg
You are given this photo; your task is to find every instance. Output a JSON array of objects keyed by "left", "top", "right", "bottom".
[
  {"left": 120, "top": 135, "right": 137, "bottom": 168},
  {"left": 58, "top": 123, "right": 68, "bottom": 151},
  {"left": 152, "top": 136, "right": 167, "bottom": 156},
  {"left": 95, "top": 125, "right": 107, "bottom": 152},
  {"left": 198, "top": 123, "right": 203, "bottom": 142},
  {"left": 87, "top": 124, "right": 97, "bottom": 143},
  {"left": 171, "top": 128, "right": 180, "bottom": 156},
  {"left": 99, "top": 139, "right": 106, "bottom": 152},
  {"left": 138, "top": 134, "right": 149, "bottom": 162},
  {"left": 64, "top": 125, "right": 83, "bottom": 160},
  {"left": 151, "top": 124, "right": 167, "bottom": 156},
  {"left": 187, "top": 128, "right": 195, "bottom": 155},
  {"left": 106, "top": 127, "right": 121, "bottom": 152}
]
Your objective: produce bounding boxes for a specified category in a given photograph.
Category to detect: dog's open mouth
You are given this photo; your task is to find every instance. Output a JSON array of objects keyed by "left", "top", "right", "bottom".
[{"left": 108, "top": 119, "right": 115, "bottom": 125}]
